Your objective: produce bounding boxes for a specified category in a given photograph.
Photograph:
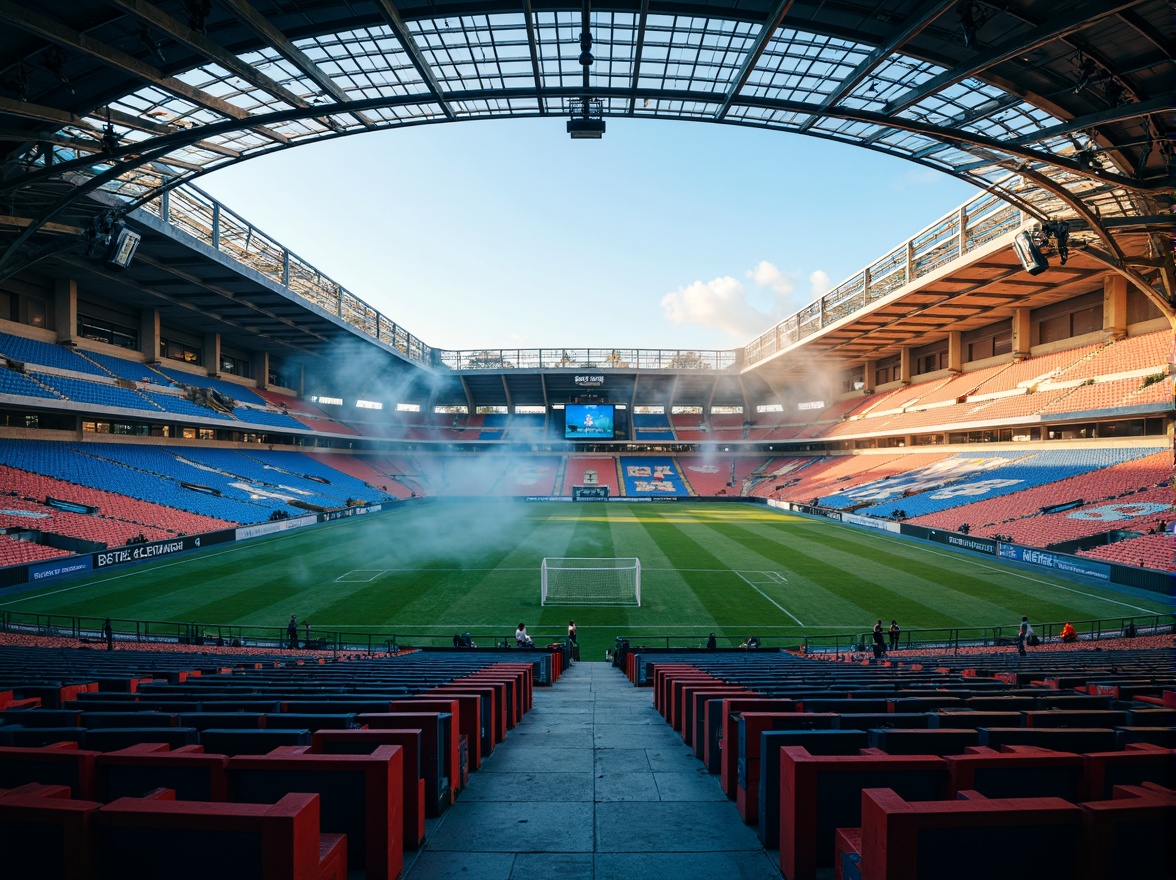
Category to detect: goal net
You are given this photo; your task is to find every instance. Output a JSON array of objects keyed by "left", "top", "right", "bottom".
[{"left": 541, "top": 557, "right": 641, "bottom": 606}]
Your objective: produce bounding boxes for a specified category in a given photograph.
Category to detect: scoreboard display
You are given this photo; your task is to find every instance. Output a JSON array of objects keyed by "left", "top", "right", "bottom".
[{"left": 564, "top": 404, "right": 614, "bottom": 439}]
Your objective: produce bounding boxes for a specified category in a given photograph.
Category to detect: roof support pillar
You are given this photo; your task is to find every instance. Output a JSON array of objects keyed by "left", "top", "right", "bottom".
[
  {"left": 1102, "top": 274, "right": 1129, "bottom": 339},
  {"left": 54, "top": 277, "right": 77, "bottom": 347},
  {"left": 947, "top": 330, "right": 962, "bottom": 374},
  {"left": 140, "top": 308, "right": 160, "bottom": 363},
  {"left": 204, "top": 332, "right": 221, "bottom": 378},
  {"left": 1011, "top": 307, "right": 1031, "bottom": 359}
]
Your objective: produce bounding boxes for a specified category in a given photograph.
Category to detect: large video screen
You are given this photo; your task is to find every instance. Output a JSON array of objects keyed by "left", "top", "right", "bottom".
[{"left": 564, "top": 404, "right": 615, "bottom": 440}]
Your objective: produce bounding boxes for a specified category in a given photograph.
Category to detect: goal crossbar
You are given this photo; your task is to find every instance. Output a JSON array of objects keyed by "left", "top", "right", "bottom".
[{"left": 541, "top": 557, "right": 641, "bottom": 606}]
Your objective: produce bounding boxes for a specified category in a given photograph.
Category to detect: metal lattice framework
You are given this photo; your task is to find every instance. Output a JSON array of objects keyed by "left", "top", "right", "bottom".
[{"left": 0, "top": 0, "right": 1171, "bottom": 321}]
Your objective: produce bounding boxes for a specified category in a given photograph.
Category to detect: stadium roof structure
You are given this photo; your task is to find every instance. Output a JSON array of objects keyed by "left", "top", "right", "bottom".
[{"left": 0, "top": 0, "right": 1171, "bottom": 407}]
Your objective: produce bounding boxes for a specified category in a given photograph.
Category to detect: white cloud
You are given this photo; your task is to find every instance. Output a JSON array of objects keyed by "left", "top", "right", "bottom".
[
  {"left": 808, "top": 269, "right": 832, "bottom": 298},
  {"left": 748, "top": 260, "right": 795, "bottom": 295},
  {"left": 662, "top": 261, "right": 834, "bottom": 342}
]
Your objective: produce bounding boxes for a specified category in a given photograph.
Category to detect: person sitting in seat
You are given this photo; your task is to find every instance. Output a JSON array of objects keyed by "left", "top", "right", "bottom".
[
  {"left": 1060, "top": 621, "right": 1077, "bottom": 642},
  {"left": 740, "top": 635, "right": 760, "bottom": 649},
  {"left": 515, "top": 622, "right": 534, "bottom": 648}
]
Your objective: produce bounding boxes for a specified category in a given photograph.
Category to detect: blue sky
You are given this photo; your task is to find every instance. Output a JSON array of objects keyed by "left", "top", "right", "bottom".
[{"left": 199, "top": 118, "right": 977, "bottom": 353}]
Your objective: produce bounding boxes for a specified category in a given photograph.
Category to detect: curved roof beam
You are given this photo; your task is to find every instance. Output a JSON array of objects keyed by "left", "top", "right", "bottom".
[
  {"left": 521, "top": 0, "right": 546, "bottom": 115},
  {"left": 107, "top": 0, "right": 348, "bottom": 135},
  {"left": 885, "top": 0, "right": 1145, "bottom": 116},
  {"left": 0, "top": 0, "right": 291, "bottom": 145},
  {"left": 216, "top": 0, "right": 376, "bottom": 129},
  {"left": 715, "top": 0, "right": 795, "bottom": 120},
  {"left": 798, "top": 0, "right": 957, "bottom": 133},
  {"left": 372, "top": 0, "right": 456, "bottom": 120}
]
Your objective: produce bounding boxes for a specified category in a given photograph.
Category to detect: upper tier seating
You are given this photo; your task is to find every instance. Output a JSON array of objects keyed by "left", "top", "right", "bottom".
[
  {"left": 1052, "top": 330, "right": 1171, "bottom": 381},
  {"left": 0, "top": 464, "right": 236, "bottom": 534},
  {"left": 140, "top": 389, "right": 235, "bottom": 420},
  {"left": 478, "top": 413, "right": 508, "bottom": 440},
  {"left": 306, "top": 453, "right": 409, "bottom": 498},
  {"left": 707, "top": 413, "right": 746, "bottom": 440},
  {"left": 0, "top": 441, "right": 277, "bottom": 524},
  {"left": 969, "top": 342, "right": 1104, "bottom": 397},
  {"left": 229, "top": 406, "right": 311, "bottom": 430},
  {"left": 506, "top": 414, "right": 546, "bottom": 442},
  {"left": 909, "top": 450, "right": 1170, "bottom": 533},
  {"left": 669, "top": 412, "right": 705, "bottom": 441},
  {"left": 30, "top": 372, "right": 160, "bottom": 412},
  {"left": 0, "top": 367, "right": 61, "bottom": 400},
  {"left": 632, "top": 413, "right": 674, "bottom": 441},
  {"left": 152, "top": 365, "right": 268, "bottom": 407},
  {"left": 821, "top": 448, "right": 1155, "bottom": 519},
  {"left": 0, "top": 332, "right": 109, "bottom": 377},
  {"left": 74, "top": 349, "right": 172, "bottom": 385}
]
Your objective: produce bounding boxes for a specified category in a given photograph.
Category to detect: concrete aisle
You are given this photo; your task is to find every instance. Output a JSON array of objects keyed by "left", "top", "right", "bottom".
[{"left": 402, "top": 661, "right": 780, "bottom": 880}]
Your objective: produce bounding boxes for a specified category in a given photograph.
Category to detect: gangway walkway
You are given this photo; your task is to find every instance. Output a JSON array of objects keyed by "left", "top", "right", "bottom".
[{"left": 402, "top": 661, "right": 779, "bottom": 879}]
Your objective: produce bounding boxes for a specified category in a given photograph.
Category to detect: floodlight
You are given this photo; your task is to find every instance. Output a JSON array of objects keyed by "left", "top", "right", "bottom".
[
  {"left": 567, "top": 96, "right": 605, "bottom": 140},
  {"left": 1012, "top": 230, "right": 1048, "bottom": 275},
  {"left": 567, "top": 118, "right": 605, "bottom": 139}
]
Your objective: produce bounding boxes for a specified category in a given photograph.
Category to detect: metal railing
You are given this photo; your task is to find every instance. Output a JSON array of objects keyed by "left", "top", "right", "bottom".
[
  {"left": 438, "top": 348, "right": 738, "bottom": 372},
  {"left": 139, "top": 186, "right": 434, "bottom": 368},
  {"left": 741, "top": 185, "right": 1033, "bottom": 368},
  {"left": 1, "top": 610, "right": 1169, "bottom": 658},
  {"left": 0, "top": 611, "right": 572, "bottom": 657},
  {"left": 799, "top": 613, "right": 1175, "bottom": 656},
  {"left": 134, "top": 173, "right": 1061, "bottom": 380}
]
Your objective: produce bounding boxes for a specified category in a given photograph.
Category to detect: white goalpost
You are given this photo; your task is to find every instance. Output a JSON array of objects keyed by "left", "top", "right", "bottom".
[{"left": 540, "top": 557, "right": 641, "bottom": 606}]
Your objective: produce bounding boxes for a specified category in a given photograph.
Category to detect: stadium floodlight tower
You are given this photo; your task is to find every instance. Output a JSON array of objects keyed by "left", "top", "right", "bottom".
[{"left": 541, "top": 558, "right": 640, "bottom": 606}]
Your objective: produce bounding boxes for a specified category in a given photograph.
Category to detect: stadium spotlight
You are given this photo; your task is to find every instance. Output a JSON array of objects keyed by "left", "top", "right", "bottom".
[
  {"left": 1012, "top": 220, "right": 1070, "bottom": 276},
  {"left": 86, "top": 211, "right": 141, "bottom": 270},
  {"left": 567, "top": 97, "right": 605, "bottom": 139},
  {"left": 1012, "top": 230, "right": 1048, "bottom": 276}
]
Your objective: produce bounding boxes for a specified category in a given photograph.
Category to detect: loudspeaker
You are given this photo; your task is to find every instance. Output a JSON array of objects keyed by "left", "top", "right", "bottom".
[{"left": 1012, "top": 230, "right": 1048, "bottom": 275}]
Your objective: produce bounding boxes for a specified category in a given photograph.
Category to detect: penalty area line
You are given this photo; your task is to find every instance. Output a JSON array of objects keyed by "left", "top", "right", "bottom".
[{"left": 735, "top": 571, "right": 804, "bottom": 626}]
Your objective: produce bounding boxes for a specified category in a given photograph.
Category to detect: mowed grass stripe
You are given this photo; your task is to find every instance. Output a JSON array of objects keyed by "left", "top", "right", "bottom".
[
  {"left": 1, "top": 501, "right": 1168, "bottom": 662},
  {"left": 634, "top": 507, "right": 787, "bottom": 629}
]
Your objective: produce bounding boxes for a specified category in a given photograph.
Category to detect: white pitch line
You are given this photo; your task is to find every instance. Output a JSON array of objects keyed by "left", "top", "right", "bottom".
[
  {"left": 735, "top": 571, "right": 804, "bottom": 626},
  {"left": 913, "top": 545, "right": 1165, "bottom": 615}
]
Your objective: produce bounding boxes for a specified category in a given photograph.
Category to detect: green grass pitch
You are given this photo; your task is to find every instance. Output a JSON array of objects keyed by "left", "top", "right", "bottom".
[{"left": 2, "top": 501, "right": 1170, "bottom": 661}]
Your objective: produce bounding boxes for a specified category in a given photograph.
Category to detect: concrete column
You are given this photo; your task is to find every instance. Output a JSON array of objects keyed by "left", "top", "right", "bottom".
[
  {"left": 140, "top": 309, "right": 160, "bottom": 361},
  {"left": 256, "top": 351, "right": 269, "bottom": 389},
  {"left": 1011, "top": 308, "right": 1031, "bottom": 358},
  {"left": 54, "top": 278, "right": 77, "bottom": 345},
  {"left": 204, "top": 332, "right": 220, "bottom": 376},
  {"left": 1102, "top": 274, "right": 1128, "bottom": 338},
  {"left": 947, "top": 330, "right": 962, "bottom": 372},
  {"left": 899, "top": 347, "right": 911, "bottom": 384},
  {"left": 862, "top": 359, "right": 876, "bottom": 393}
]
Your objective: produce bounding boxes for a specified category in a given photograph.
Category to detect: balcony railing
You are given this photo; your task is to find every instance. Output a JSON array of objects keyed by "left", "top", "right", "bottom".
[{"left": 136, "top": 172, "right": 1070, "bottom": 377}]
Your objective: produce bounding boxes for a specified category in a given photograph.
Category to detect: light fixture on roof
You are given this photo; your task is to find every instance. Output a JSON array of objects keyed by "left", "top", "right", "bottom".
[
  {"left": 567, "top": 97, "right": 605, "bottom": 139},
  {"left": 958, "top": 1, "right": 981, "bottom": 48},
  {"left": 1073, "top": 55, "right": 1096, "bottom": 93},
  {"left": 86, "top": 212, "right": 141, "bottom": 270},
  {"left": 1012, "top": 220, "right": 1070, "bottom": 275}
]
